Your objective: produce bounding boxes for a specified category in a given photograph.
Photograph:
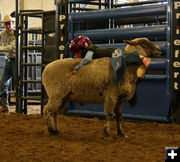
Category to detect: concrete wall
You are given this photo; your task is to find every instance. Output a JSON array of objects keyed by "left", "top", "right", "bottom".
[
  {"left": 0, "top": 0, "right": 55, "bottom": 22},
  {"left": 23, "top": 0, "right": 55, "bottom": 11},
  {"left": 23, "top": 0, "right": 55, "bottom": 28},
  {"left": 0, "top": 0, "right": 15, "bottom": 19}
]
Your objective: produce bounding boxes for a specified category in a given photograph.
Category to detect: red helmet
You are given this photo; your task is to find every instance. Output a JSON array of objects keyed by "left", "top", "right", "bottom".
[{"left": 69, "top": 36, "right": 92, "bottom": 53}]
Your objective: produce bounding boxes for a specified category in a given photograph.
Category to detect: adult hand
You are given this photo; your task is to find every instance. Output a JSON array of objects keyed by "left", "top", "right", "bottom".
[{"left": 0, "top": 46, "right": 3, "bottom": 51}]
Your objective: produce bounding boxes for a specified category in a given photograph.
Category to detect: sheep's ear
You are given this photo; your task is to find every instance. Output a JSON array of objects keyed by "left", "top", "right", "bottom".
[
  {"left": 138, "top": 38, "right": 160, "bottom": 53},
  {"left": 138, "top": 38, "right": 161, "bottom": 57},
  {"left": 138, "top": 38, "right": 154, "bottom": 48},
  {"left": 136, "top": 65, "right": 146, "bottom": 78},
  {"left": 123, "top": 40, "right": 137, "bottom": 46}
]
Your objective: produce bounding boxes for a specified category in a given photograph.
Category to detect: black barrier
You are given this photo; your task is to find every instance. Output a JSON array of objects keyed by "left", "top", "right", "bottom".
[
  {"left": 69, "top": 4, "right": 167, "bottom": 22},
  {"left": 73, "top": 25, "right": 167, "bottom": 41},
  {"left": 170, "top": 0, "right": 180, "bottom": 92},
  {"left": 96, "top": 41, "right": 167, "bottom": 56},
  {"left": 67, "top": 0, "right": 176, "bottom": 122},
  {"left": 56, "top": 0, "right": 68, "bottom": 58},
  {"left": 69, "top": 0, "right": 97, "bottom": 3}
]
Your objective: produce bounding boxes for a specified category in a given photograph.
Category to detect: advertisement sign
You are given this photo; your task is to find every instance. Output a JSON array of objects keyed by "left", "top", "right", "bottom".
[{"left": 171, "top": 0, "right": 180, "bottom": 92}]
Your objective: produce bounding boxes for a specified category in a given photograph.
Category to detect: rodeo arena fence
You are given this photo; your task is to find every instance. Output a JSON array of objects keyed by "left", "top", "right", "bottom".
[{"left": 13, "top": 0, "right": 180, "bottom": 123}]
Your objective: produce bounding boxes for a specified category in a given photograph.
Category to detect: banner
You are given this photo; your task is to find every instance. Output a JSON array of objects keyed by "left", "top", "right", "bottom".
[{"left": 171, "top": 0, "right": 180, "bottom": 92}]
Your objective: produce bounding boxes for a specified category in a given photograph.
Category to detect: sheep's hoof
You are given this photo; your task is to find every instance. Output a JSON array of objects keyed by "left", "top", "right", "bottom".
[
  {"left": 48, "top": 130, "right": 60, "bottom": 136},
  {"left": 48, "top": 127, "right": 60, "bottom": 135},
  {"left": 118, "top": 132, "right": 127, "bottom": 138},
  {"left": 104, "top": 128, "right": 110, "bottom": 137}
]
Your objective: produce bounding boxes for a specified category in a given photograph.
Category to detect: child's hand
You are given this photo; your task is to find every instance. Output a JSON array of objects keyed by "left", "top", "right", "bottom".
[
  {"left": 72, "top": 70, "right": 78, "bottom": 74},
  {"left": 142, "top": 57, "right": 151, "bottom": 68}
]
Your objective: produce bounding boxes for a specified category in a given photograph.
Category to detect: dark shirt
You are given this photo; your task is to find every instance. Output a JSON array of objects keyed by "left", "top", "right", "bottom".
[
  {"left": 81, "top": 44, "right": 115, "bottom": 59},
  {"left": 73, "top": 45, "right": 141, "bottom": 72}
]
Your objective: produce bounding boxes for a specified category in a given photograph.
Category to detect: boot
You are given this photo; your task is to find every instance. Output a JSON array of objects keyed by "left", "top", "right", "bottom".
[{"left": 0, "top": 107, "right": 8, "bottom": 113}]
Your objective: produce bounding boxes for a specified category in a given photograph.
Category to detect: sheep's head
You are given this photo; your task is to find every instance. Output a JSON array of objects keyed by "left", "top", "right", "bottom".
[{"left": 124, "top": 38, "right": 161, "bottom": 57}]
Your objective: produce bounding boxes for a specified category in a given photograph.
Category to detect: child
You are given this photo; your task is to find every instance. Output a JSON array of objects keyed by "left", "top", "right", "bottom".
[{"left": 69, "top": 36, "right": 151, "bottom": 75}]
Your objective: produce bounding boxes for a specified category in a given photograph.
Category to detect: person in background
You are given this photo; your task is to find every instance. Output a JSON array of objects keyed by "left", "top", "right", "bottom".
[
  {"left": 0, "top": 15, "right": 16, "bottom": 113},
  {"left": 69, "top": 36, "right": 151, "bottom": 76}
]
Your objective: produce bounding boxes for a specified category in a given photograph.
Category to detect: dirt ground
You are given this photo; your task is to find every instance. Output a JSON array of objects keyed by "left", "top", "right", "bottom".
[{"left": 0, "top": 112, "right": 180, "bottom": 162}]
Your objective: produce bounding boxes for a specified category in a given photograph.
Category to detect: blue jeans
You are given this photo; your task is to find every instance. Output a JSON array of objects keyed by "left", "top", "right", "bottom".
[{"left": 0, "top": 58, "right": 15, "bottom": 96}]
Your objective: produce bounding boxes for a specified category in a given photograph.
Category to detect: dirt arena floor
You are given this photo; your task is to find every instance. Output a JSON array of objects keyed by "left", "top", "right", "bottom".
[{"left": 0, "top": 107, "right": 180, "bottom": 162}]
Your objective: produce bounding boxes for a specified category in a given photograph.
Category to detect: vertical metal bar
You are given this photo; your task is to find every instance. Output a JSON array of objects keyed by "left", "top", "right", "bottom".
[
  {"left": 19, "top": 14, "right": 24, "bottom": 114},
  {"left": 70, "top": 2, "right": 73, "bottom": 13},
  {"left": 69, "top": 1, "right": 74, "bottom": 49},
  {"left": 59, "top": 0, "right": 68, "bottom": 58},
  {"left": 104, "top": 0, "right": 107, "bottom": 9},
  {"left": 23, "top": 15, "right": 28, "bottom": 114},
  {"left": 112, "top": 0, "right": 115, "bottom": 7},
  {"left": 65, "top": 0, "right": 69, "bottom": 54},
  {"left": 55, "top": 0, "right": 60, "bottom": 58},
  {"left": 69, "top": 7, "right": 74, "bottom": 50},
  {"left": 165, "top": 0, "right": 172, "bottom": 111},
  {"left": 34, "top": 53, "right": 36, "bottom": 91},
  {"left": 99, "top": 0, "right": 101, "bottom": 9},
  {"left": 34, "top": 32, "right": 38, "bottom": 92},
  {"left": 41, "top": 13, "right": 44, "bottom": 115},
  {"left": 110, "top": 0, "right": 114, "bottom": 9},
  {"left": 166, "top": 0, "right": 171, "bottom": 95},
  {"left": 108, "top": 0, "right": 113, "bottom": 44},
  {"left": 15, "top": 0, "right": 20, "bottom": 113},
  {"left": 33, "top": 33, "right": 36, "bottom": 91}
]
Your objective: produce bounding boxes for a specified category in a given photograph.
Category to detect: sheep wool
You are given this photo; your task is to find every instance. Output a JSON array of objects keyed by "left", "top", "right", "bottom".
[{"left": 42, "top": 38, "right": 161, "bottom": 137}]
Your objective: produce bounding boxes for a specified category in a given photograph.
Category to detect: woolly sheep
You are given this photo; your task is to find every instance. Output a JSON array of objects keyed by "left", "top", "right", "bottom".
[{"left": 42, "top": 38, "right": 161, "bottom": 137}]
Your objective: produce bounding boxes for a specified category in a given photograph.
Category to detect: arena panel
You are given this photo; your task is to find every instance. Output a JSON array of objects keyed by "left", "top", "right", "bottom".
[{"left": 67, "top": 0, "right": 178, "bottom": 122}]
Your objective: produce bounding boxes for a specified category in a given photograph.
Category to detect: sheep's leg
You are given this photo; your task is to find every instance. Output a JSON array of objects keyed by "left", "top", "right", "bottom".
[
  {"left": 43, "top": 91, "right": 70, "bottom": 135},
  {"left": 104, "top": 96, "right": 118, "bottom": 136},
  {"left": 43, "top": 102, "right": 60, "bottom": 135},
  {"left": 46, "top": 111, "right": 59, "bottom": 135},
  {"left": 114, "top": 102, "right": 126, "bottom": 137}
]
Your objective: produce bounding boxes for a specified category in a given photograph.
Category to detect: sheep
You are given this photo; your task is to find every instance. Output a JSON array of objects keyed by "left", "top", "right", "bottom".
[{"left": 42, "top": 38, "right": 161, "bottom": 137}]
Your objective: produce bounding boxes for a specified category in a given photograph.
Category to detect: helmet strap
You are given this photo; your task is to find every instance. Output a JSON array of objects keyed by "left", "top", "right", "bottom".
[{"left": 75, "top": 50, "right": 82, "bottom": 58}]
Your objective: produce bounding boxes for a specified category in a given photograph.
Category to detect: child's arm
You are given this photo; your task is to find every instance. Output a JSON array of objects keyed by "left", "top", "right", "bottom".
[{"left": 73, "top": 50, "right": 94, "bottom": 72}]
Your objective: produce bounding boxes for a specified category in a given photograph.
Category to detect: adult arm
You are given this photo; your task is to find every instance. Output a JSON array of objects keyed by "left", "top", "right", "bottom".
[{"left": 0, "top": 37, "right": 16, "bottom": 53}]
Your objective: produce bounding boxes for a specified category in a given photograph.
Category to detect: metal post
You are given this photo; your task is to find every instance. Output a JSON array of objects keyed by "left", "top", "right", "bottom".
[
  {"left": 23, "top": 15, "right": 28, "bottom": 114},
  {"left": 57, "top": 0, "right": 68, "bottom": 58},
  {"left": 15, "top": 0, "right": 20, "bottom": 113},
  {"left": 55, "top": 0, "right": 60, "bottom": 58},
  {"left": 41, "top": 13, "right": 45, "bottom": 115},
  {"left": 19, "top": 14, "right": 24, "bottom": 114},
  {"left": 168, "top": 0, "right": 180, "bottom": 93}
]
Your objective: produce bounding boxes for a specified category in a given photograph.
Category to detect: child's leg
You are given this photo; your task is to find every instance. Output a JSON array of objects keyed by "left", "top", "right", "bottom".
[
  {"left": 125, "top": 51, "right": 141, "bottom": 65},
  {"left": 125, "top": 52, "right": 151, "bottom": 68}
]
